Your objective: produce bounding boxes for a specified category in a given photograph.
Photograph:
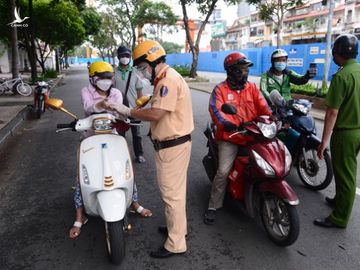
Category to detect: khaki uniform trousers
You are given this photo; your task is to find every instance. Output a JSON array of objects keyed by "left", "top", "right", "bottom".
[
  {"left": 155, "top": 140, "right": 192, "bottom": 253},
  {"left": 208, "top": 140, "right": 238, "bottom": 209}
]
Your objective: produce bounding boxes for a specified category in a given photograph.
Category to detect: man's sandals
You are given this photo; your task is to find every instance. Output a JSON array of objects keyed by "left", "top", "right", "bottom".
[
  {"left": 130, "top": 205, "right": 152, "bottom": 217},
  {"left": 69, "top": 217, "right": 88, "bottom": 239}
]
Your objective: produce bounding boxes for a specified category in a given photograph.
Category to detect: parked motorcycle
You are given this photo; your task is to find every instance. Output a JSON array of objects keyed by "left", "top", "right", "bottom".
[
  {"left": 45, "top": 98, "right": 134, "bottom": 265},
  {"left": 34, "top": 81, "right": 50, "bottom": 119},
  {"left": 269, "top": 90, "right": 333, "bottom": 190},
  {"left": 203, "top": 104, "right": 300, "bottom": 246}
]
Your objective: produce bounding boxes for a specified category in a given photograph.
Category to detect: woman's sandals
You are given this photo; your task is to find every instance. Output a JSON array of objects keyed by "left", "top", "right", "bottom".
[
  {"left": 130, "top": 205, "right": 153, "bottom": 217},
  {"left": 69, "top": 218, "right": 88, "bottom": 239}
]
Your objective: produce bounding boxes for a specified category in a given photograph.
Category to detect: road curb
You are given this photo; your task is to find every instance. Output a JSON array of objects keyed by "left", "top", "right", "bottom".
[{"left": 0, "top": 105, "right": 31, "bottom": 148}]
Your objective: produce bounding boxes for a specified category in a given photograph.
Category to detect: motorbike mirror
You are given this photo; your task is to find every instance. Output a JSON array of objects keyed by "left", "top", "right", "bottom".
[
  {"left": 135, "top": 95, "right": 152, "bottom": 108},
  {"left": 221, "top": 103, "right": 237, "bottom": 115},
  {"left": 45, "top": 98, "right": 64, "bottom": 109},
  {"left": 45, "top": 98, "right": 78, "bottom": 119}
]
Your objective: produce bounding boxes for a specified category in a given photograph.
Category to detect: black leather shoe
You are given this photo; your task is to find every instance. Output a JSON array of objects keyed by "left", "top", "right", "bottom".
[
  {"left": 149, "top": 247, "right": 185, "bottom": 258},
  {"left": 204, "top": 209, "right": 216, "bottom": 225},
  {"left": 325, "top": 196, "right": 336, "bottom": 208},
  {"left": 313, "top": 217, "right": 345, "bottom": 228}
]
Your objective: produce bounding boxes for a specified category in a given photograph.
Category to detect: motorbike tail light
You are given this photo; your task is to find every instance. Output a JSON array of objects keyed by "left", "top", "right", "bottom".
[{"left": 252, "top": 150, "right": 275, "bottom": 176}]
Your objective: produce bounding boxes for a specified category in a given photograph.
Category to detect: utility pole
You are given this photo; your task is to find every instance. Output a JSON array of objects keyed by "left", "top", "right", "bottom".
[{"left": 321, "top": 0, "right": 335, "bottom": 95}]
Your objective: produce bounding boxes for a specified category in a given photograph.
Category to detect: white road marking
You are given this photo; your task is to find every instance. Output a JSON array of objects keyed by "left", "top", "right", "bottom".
[{"left": 357, "top": 187, "right": 360, "bottom": 196}]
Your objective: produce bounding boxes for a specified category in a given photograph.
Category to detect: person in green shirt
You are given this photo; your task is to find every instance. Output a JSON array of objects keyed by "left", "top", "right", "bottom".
[
  {"left": 314, "top": 34, "right": 360, "bottom": 228},
  {"left": 260, "top": 48, "right": 316, "bottom": 104}
]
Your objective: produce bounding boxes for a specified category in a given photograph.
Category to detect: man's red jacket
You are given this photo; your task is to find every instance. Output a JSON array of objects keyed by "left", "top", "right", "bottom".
[{"left": 209, "top": 80, "right": 272, "bottom": 145}]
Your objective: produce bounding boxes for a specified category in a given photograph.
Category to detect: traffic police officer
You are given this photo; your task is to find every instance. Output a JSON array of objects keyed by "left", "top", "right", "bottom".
[
  {"left": 315, "top": 34, "right": 360, "bottom": 228},
  {"left": 111, "top": 40, "right": 194, "bottom": 257}
]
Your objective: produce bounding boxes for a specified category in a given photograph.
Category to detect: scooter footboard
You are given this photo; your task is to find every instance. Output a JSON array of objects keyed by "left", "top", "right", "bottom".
[
  {"left": 96, "top": 190, "right": 127, "bottom": 222},
  {"left": 260, "top": 180, "right": 299, "bottom": 205}
]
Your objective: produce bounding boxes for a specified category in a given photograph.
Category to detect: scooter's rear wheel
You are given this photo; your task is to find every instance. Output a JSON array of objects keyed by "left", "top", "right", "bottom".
[
  {"left": 260, "top": 194, "right": 299, "bottom": 246},
  {"left": 104, "top": 220, "right": 125, "bottom": 265},
  {"left": 297, "top": 147, "right": 333, "bottom": 190},
  {"left": 36, "top": 97, "right": 44, "bottom": 119}
]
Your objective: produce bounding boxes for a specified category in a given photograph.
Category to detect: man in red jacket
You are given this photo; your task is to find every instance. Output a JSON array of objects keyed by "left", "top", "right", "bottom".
[{"left": 204, "top": 52, "right": 271, "bottom": 225}]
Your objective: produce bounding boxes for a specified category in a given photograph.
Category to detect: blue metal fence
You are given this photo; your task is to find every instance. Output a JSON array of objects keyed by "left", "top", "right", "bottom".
[{"left": 71, "top": 42, "right": 360, "bottom": 81}]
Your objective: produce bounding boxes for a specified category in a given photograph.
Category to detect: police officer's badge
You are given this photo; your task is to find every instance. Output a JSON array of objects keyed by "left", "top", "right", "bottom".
[{"left": 160, "top": 86, "right": 168, "bottom": 97}]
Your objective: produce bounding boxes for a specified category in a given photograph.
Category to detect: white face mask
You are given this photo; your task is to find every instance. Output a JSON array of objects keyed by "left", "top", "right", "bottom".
[
  {"left": 138, "top": 65, "right": 152, "bottom": 81},
  {"left": 96, "top": 79, "right": 112, "bottom": 91},
  {"left": 119, "top": 57, "right": 130, "bottom": 65}
]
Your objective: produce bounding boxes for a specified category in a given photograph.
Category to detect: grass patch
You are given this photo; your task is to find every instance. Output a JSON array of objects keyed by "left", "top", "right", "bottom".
[
  {"left": 172, "top": 65, "right": 191, "bottom": 76},
  {"left": 291, "top": 83, "right": 328, "bottom": 97}
]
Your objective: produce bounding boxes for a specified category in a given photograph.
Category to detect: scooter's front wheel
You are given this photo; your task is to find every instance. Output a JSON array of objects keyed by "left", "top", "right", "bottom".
[
  {"left": 104, "top": 220, "right": 125, "bottom": 265},
  {"left": 297, "top": 147, "right": 333, "bottom": 190},
  {"left": 260, "top": 194, "right": 299, "bottom": 246}
]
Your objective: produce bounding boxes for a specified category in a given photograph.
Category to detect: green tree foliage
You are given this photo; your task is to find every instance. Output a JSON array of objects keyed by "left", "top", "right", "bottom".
[
  {"left": 180, "top": 0, "right": 240, "bottom": 77},
  {"left": 91, "top": 12, "right": 119, "bottom": 64},
  {"left": 101, "top": 0, "right": 177, "bottom": 49},
  {"left": 32, "top": 0, "right": 86, "bottom": 72},
  {"left": 161, "top": 41, "right": 183, "bottom": 54},
  {"left": 81, "top": 7, "right": 102, "bottom": 37},
  {"left": 246, "top": 0, "right": 304, "bottom": 47}
]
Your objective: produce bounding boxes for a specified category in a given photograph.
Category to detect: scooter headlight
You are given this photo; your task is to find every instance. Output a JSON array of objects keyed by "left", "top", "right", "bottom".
[
  {"left": 292, "top": 103, "right": 309, "bottom": 115},
  {"left": 257, "top": 122, "right": 277, "bottom": 139},
  {"left": 125, "top": 159, "right": 131, "bottom": 180},
  {"left": 252, "top": 150, "right": 275, "bottom": 176},
  {"left": 93, "top": 117, "right": 113, "bottom": 131},
  {"left": 284, "top": 146, "right": 292, "bottom": 174}
]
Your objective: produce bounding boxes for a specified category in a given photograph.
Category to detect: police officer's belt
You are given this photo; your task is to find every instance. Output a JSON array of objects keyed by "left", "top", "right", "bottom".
[{"left": 152, "top": 134, "right": 191, "bottom": 151}]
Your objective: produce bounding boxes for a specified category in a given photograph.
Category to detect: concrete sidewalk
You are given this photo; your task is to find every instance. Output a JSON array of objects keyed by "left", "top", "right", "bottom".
[{"left": 0, "top": 74, "right": 64, "bottom": 148}]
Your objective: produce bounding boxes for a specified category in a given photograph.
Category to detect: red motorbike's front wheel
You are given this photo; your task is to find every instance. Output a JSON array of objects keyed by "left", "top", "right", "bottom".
[{"left": 260, "top": 193, "right": 299, "bottom": 246}]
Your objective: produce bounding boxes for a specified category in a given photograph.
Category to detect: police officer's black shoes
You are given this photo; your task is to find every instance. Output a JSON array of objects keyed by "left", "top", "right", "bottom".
[
  {"left": 313, "top": 217, "right": 345, "bottom": 229},
  {"left": 204, "top": 209, "right": 216, "bottom": 225},
  {"left": 150, "top": 247, "right": 185, "bottom": 258},
  {"left": 325, "top": 196, "right": 336, "bottom": 208}
]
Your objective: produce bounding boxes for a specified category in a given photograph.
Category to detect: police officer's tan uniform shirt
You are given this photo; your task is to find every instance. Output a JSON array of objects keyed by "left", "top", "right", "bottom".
[{"left": 150, "top": 65, "right": 194, "bottom": 141}]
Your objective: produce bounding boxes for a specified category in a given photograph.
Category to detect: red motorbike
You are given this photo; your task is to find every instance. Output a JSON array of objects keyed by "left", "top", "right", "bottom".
[{"left": 203, "top": 104, "right": 300, "bottom": 246}]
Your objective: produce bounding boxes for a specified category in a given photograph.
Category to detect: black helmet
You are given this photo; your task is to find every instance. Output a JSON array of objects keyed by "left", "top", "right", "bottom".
[
  {"left": 332, "top": 34, "right": 358, "bottom": 58},
  {"left": 117, "top": 45, "right": 131, "bottom": 58}
]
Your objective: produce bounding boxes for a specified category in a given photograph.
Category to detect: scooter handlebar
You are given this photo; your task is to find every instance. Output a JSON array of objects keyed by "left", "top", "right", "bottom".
[{"left": 57, "top": 123, "right": 73, "bottom": 129}]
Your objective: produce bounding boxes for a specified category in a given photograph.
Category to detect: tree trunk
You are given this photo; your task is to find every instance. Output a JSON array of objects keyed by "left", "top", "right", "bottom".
[
  {"left": 181, "top": 0, "right": 218, "bottom": 78},
  {"left": 28, "top": 0, "right": 37, "bottom": 81},
  {"left": 55, "top": 49, "right": 60, "bottom": 72},
  {"left": 10, "top": 0, "right": 19, "bottom": 79}
]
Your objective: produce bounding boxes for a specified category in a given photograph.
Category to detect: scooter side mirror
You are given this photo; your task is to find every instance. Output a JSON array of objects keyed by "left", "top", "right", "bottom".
[
  {"left": 221, "top": 103, "right": 237, "bottom": 115},
  {"left": 45, "top": 98, "right": 78, "bottom": 119}
]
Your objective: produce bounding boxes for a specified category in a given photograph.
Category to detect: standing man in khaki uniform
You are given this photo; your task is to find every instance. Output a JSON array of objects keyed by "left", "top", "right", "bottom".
[{"left": 111, "top": 40, "right": 194, "bottom": 258}]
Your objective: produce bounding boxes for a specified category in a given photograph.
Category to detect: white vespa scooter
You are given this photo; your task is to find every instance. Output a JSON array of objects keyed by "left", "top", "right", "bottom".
[{"left": 46, "top": 98, "right": 134, "bottom": 265}]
